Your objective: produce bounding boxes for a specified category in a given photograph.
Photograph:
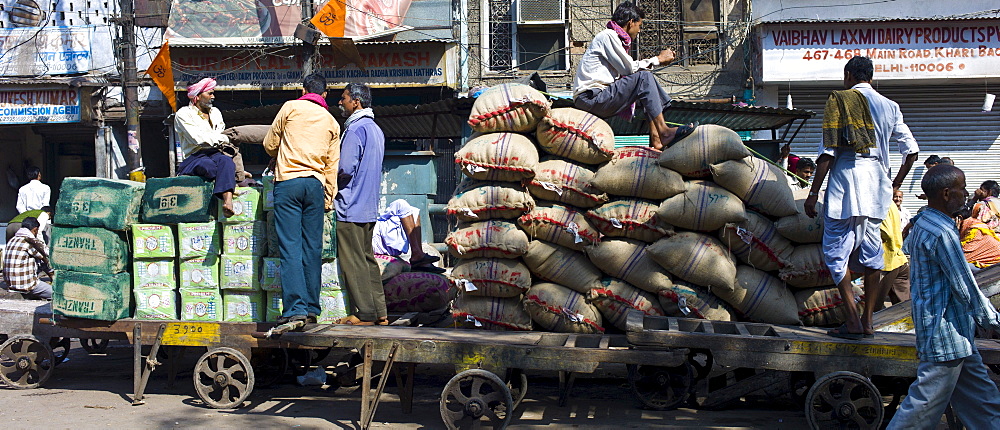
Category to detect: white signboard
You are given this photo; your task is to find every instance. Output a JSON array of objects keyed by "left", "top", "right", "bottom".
[
  {"left": 0, "top": 26, "right": 92, "bottom": 76},
  {"left": 760, "top": 20, "right": 1000, "bottom": 82},
  {"left": 0, "top": 89, "right": 81, "bottom": 124}
]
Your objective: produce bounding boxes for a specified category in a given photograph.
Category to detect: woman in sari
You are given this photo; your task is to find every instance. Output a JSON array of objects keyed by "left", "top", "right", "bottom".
[
  {"left": 969, "top": 180, "right": 1000, "bottom": 231},
  {"left": 959, "top": 212, "right": 1000, "bottom": 269}
]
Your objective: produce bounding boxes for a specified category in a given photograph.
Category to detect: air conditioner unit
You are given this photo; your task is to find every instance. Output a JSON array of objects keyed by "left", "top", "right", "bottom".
[{"left": 516, "top": 0, "right": 564, "bottom": 25}]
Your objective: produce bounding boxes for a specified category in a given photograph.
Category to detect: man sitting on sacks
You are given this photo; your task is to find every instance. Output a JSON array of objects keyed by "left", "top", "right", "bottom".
[
  {"left": 1, "top": 217, "right": 53, "bottom": 300},
  {"left": 573, "top": 1, "right": 696, "bottom": 150},
  {"left": 174, "top": 77, "right": 253, "bottom": 217},
  {"left": 804, "top": 56, "right": 919, "bottom": 339}
]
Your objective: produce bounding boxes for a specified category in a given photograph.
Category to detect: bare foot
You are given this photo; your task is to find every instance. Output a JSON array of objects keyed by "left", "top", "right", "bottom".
[
  {"left": 649, "top": 134, "right": 664, "bottom": 150},
  {"left": 222, "top": 202, "right": 236, "bottom": 217}
]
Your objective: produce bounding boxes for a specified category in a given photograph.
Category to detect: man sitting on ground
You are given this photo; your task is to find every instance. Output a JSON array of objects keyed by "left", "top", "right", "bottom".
[
  {"left": 373, "top": 199, "right": 443, "bottom": 273},
  {"left": 573, "top": 1, "right": 695, "bottom": 150},
  {"left": 1, "top": 217, "right": 53, "bottom": 300}
]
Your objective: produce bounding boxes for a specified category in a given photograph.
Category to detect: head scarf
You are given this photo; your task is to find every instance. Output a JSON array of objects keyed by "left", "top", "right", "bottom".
[
  {"left": 187, "top": 78, "right": 217, "bottom": 101},
  {"left": 607, "top": 21, "right": 632, "bottom": 51}
]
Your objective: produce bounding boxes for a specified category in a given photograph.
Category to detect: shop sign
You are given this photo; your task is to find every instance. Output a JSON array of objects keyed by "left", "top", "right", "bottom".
[
  {"left": 0, "top": 89, "right": 80, "bottom": 124},
  {"left": 760, "top": 20, "right": 1000, "bottom": 82},
  {"left": 172, "top": 43, "right": 456, "bottom": 89},
  {"left": 0, "top": 26, "right": 91, "bottom": 76}
]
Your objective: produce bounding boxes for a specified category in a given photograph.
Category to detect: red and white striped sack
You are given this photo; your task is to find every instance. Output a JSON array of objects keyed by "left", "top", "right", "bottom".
[
  {"left": 656, "top": 281, "right": 734, "bottom": 321},
  {"left": 446, "top": 220, "right": 530, "bottom": 259},
  {"left": 517, "top": 203, "right": 600, "bottom": 251},
  {"left": 523, "top": 282, "right": 604, "bottom": 334},
  {"left": 455, "top": 133, "right": 539, "bottom": 182},
  {"left": 535, "top": 108, "right": 615, "bottom": 165},
  {"left": 718, "top": 211, "right": 794, "bottom": 272},
  {"left": 584, "top": 238, "right": 674, "bottom": 294},
  {"left": 446, "top": 180, "right": 535, "bottom": 222},
  {"left": 710, "top": 156, "right": 798, "bottom": 217},
  {"left": 522, "top": 240, "right": 603, "bottom": 294},
  {"left": 467, "top": 83, "right": 550, "bottom": 133},
  {"left": 656, "top": 180, "right": 746, "bottom": 232},
  {"left": 646, "top": 232, "right": 738, "bottom": 294},
  {"left": 591, "top": 146, "right": 685, "bottom": 200},
  {"left": 450, "top": 257, "right": 531, "bottom": 298},
  {"left": 527, "top": 158, "right": 608, "bottom": 208},
  {"left": 586, "top": 199, "right": 673, "bottom": 243},
  {"left": 715, "top": 266, "right": 799, "bottom": 325},
  {"left": 587, "top": 277, "right": 665, "bottom": 331},
  {"left": 795, "top": 285, "right": 864, "bottom": 327},
  {"left": 778, "top": 244, "right": 835, "bottom": 288},
  {"left": 452, "top": 294, "right": 533, "bottom": 331},
  {"left": 657, "top": 124, "right": 750, "bottom": 177}
]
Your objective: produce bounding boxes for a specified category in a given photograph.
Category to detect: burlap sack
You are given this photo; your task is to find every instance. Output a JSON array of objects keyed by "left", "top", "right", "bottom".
[
  {"left": 586, "top": 199, "right": 673, "bottom": 243},
  {"left": 718, "top": 211, "right": 794, "bottom": 272},
  {"left": 656, "top": 180, "right": 746, "bottom": 232},
  {"left": 585, "top": 238, "right": 673, "bottom": 293},
  {"left": 656, "top": 281, "right": 734, "bottom": 321},
  {"left": 468, "top": 83, "right": 550, "bottom": 133},
  {"left": 647, "top": 232, "right": 737, "bottom": 293},
  {"left": 223, "top": 125, "right": 271, "bottom": 145},
  {"left": 710, "top": 156, "right": 797, "bottom": 217},
  {"left": 455, "top": 133, "right": 539, "bottom": 182},
  {"left": 714, "top": 266, "right": 799, "bottom": 325},
  {"left": 446, "top": 180, "right": 535, "bottom": 222},
  {"left": 523, "top": 282, "right": 604, "bottom": 333},
  {"left": 657, "top": 125, "right": 749, "bottom": 177},
  {"left": 591, "top": 146, "right": 685, "bottom": 200},
  {"left": 795, "top": 285, "right": 864, "bottom": 327},
  {"left": 517, "top": 203, "right": 600, "bottom": 251},
  {"left": 776, "top": 188, "right": 825, "bottom": 243},
  {"left": 446, "top": 220, "right": 530, "bottom": 259},
  {"left": 522, "top": 240, "right": 603, "bottom": 294},
  {"left": 779, "top": 244, "right": 835, "bottom": 288},
  {"left": 384, "top": 272, "right": 456, "bottom": 313},
  {"left": 588, "top": 277, "right": 665, "bottom": 331},
  {"left": 527, "top": 158, "right": 608, "bottom": 208},
  {"left": 453, "top": 295, "right": 533, "bottom": 331},
  {"left": 535, "top": 108, "right": 615, "bottom": 164},
  {"left": 450, "top": 258, "right": 532, "bottom": 298},
  {"left": 375, "top": 254, "right": 411, "bottom": 281}
]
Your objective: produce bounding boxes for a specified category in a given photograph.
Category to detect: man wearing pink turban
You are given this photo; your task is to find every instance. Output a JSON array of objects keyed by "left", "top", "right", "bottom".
[{"left": 175, "top": 77, "right": 236, "bottom": 216}]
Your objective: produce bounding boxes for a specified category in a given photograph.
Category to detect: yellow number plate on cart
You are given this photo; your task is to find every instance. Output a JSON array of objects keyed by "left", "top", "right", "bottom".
[{"left": 162, "top": 322, "right": 221, "bottom": 346}]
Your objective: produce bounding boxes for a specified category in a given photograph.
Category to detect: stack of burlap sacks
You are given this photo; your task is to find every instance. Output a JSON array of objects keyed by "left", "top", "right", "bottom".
[
  {"left": 443, "top": 83, "right": 860, "bottom": 333},
  {"left": 49, "top": 175, "right": 347, "bottom": 323}
]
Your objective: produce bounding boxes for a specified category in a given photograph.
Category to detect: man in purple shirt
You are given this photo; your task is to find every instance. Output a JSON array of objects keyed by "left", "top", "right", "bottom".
[{"left": 335, "top": 83, "right": 386, "bottom": 325}]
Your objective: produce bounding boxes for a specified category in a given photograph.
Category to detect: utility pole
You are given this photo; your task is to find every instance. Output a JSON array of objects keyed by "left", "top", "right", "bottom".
[{"left": 119, "top": 0, "right": 144, "bottom": 181}]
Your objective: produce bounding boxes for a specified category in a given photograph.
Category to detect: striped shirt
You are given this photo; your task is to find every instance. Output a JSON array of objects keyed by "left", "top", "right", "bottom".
[
  {"left": 903, "top": 208, "right": 1000, "bottom": 362},
  {"left": 2, "top": 231, "right": 42, "bottom": 291}
]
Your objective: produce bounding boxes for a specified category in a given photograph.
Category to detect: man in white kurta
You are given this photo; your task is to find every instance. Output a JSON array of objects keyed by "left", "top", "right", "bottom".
[
  {"left": 15, "top": 166, "right": 49, "bottom": 214},
  {"left": 805, "top": 56, "right": 919, "bottom": 339}
]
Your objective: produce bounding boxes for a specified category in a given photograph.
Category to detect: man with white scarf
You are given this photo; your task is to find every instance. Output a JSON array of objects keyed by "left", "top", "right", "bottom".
[{"left": 335, "top": 83, "right": 387, "bottom": 325}]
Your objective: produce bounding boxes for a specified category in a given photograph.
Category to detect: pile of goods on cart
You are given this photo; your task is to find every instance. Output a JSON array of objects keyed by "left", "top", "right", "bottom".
[
  {"left": 48, "top": 175, "right": 346, "bottom": 323},
  {"left": 437, "top": 82, "right": 862, "bottom": 333}
]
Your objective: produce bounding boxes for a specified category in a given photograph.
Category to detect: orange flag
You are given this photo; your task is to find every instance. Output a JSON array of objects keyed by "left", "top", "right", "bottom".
[
  {"left": 311, "top": 0, "right": 347, "bottom": 38},
  {"left": 146, "top": 41, "right": 176, "bottom": 112}
]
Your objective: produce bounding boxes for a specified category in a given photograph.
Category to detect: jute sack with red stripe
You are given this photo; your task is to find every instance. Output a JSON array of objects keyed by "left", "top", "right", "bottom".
[
  {"left": 710, "top": 156, "right": 797, "bottom": 217},
  {"left": 591, "top": 146, "right": 686, "bottom": 200},
  {"left": 375, "top": 254, "right": 410, "bottom": 281},
  {"left": 384, "top": 272, "right": 455, "bottom": 313},
  {"left": 453, "top": 294, "right": 533, "bottom": 331},
  {"left": 455, "top": 133, "right": 539, "bottom": 182},
  {"left": 656, "top": 180, "right": 746, "bottom": 232},
  {"left": 586, "top": 199, "right": 673, "bottom": 243},
  {"left": 714, "top": 266, "right": 799, "bottom": 325},
  {"left": 450, "top": 258, "right": 531, "bottom": 298},
  {"left": 446, "top": 179, "right": 535, "bottom": 222},
  {"left": 647, "top": 232, "right": 738, "bottom": 293},
  {"left": 517, "top": 203, "right": 600, "bottom": 251},
  {"left": 778, "top": 244, "right": 835, "bottom": 288},
  {"left": 657, "top": 124, "right": 749, "bottom": 177},
  {"left": 522, "top": 240, "right": 603, "bottom": 294},
  {"left": 795, "top": 285, "right": 864, "bottom": 327},
  {"left": 776, "top": 188, "right": 825, "bottom": 244},
  {"left": 523, "top": 282, "right": 604, "bottom": 333},
  {"left": 536, "top": 108, "right": 615, "bottom": 164},
  {"left": 587, "top": 277, "right": 665, "bottom": 331},
  {"left": 446, "top": 220, "right": 530, "bottom": 259},
  {"left": 656, "top": 281, "right": 734, "bottom": 321},
  {"left": 718, "top": 211, "right": 794, "bottom": 272},
  {"left": 584, "top": 238, "right": 674, "bottom": 293},
  {"left": 527, "top": 158, "right": 608, "bottom": 208},
  {"left": 467, "top": 83, "right": 550, "bottom": 133}
]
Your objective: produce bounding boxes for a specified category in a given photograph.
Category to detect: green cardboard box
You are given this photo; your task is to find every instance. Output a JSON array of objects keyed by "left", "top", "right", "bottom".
[
  {"left": 53, "top": 271, "right": 132, "bottom": 321},
  {"left": 179, "top": 255, "right": 220, "bottom": 289},
  {"left": 265, "top": 291, "right": 283, "bottom": 322},
  {"left": 220, "top": 255, "right": 260, "bottom": 291},
  {"left": 54, "top": 177, "right": 144, "bottom": 230},
  {"left": 260, "top": 257, "right": 282, "bottom": 292},
  {"left": 50, "top": 226, "right": 130, "bottom": 273},
  {"left": 133, "top": 288, "right": 178, "bottom": 320},
  {"left": 223, "top": 290, "right": 263, "bottom": 322},
  {"left": 219, "top": 187, "right": 262, "bottom": 223},
  {"left": 179, "top": 288, "right": 223, "bottom": 321},
  {"left": 141, "top": 175, "right": 214, "bottom": 223},
  {"left": 223, "top": 222, "right": 266, "bottom": 256},
  {"left": 178, "top": 222, "right": 221, "bottom": 258},
  {"left": 318, "top": 289, "right": 349, "bottom": 324},
  {"left": 131, "top": 224, "right": 176, "bottom": 258},
  {"left": 133, "top": 259, "right": 176, "bottom": 290}
]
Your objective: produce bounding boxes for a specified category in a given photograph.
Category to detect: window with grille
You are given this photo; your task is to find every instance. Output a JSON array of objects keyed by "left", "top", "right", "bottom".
[
  {"left": 487, "top": 0, "right": 567, "bottom": 72},
  {"left": 635, "top": 0, "right": 719, "bottom": 67}
]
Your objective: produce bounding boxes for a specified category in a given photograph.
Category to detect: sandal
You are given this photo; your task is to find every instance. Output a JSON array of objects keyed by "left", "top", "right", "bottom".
[
  {"left": 336, "top": 315, "right": 375, "bottom": 326},
  {"left": 826, "top": 324, "right": 865, "bottom": 340},
  {"left": 410, "top": 254, "right": 440, "bottom": 266},
  {"left": 668, "top": 121, "right": 699, "bottom": 146}
]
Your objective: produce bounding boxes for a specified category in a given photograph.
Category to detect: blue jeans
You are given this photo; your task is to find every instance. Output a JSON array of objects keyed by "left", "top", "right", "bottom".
[
  {"left": 274, "top": 177, "right": 324, "bottom": 318},
  {"left": 887, "top": 352, "right": 1000, "bottom": 430}
]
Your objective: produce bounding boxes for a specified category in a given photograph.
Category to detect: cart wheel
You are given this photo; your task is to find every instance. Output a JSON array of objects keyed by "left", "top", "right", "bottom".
[
  {"left": 506, "top": 369, "right": 528, "bottom": 409},
  {"left": 805, "top": 371, "right": 883, "bottom": 430},
  {"left": 193, "top": 347, "right": 255, "bottom": 409},
  {"left": 688, "top": 349, "right": 713, "bottom": 381},
  {"left": 251, "top": 348, "right": 288, "bottom": 388},
  {"left": 627, "top": 363, "right": 693, "bottom": 410},
  {"left": 440, "top": 369, "right": 513, "bottom": 430},
  {"left": 48, "top": 337, "right": 71, "bottom": 365},
  {"left": 81, "top": 338, "right": 110, "bottom": 354},
  {"left": 0, "top": 334, "right": 55, "bottom": 389}
]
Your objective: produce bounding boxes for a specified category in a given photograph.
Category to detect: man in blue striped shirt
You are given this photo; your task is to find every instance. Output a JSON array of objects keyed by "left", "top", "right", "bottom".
[{"left": 888, "top": 165, "right": 1000, "bottom": 429}]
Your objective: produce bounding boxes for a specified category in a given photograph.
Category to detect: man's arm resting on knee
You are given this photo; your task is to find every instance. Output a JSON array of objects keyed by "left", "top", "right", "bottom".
[{"left": 804, "top": 153, "right": 834, "bottom": 218}]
